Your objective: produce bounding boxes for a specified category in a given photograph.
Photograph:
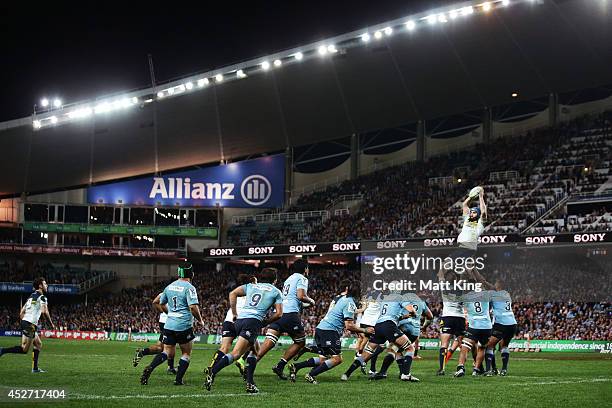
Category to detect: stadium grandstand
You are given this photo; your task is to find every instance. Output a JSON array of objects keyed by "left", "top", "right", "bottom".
[{"left": 0, "top": 0, "right": 610, "bottom": 405}]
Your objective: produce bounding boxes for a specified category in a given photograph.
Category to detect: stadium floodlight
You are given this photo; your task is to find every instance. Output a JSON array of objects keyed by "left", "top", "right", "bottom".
[
  {"left": 121, "top": 98, "right": 131, "bottom": 108},
  {"left": 405, "top": 20, "right": 416, "bottom": 30},
  {"left": 185, "top": 82, "right": 194, "bottom": 90},
  {"left": 215, "top": 74, "right": 224, "bottom": 82},
  {"left": 361, "top": 33, "right": 370, "bottom": 42},
  {"left": 177, "top": 84, "right": 186, "bottom": 92},
  {"left": 261, "top": 60, "right": 271, "bottom": 70},
  {"left": 131, "top": 96, "right": 138, "bottom": 104},
  {"left": 449, "top": 9, "right": 459, "bottom": 19},
  {"left": 327, "top": 44, "right": 337, "bottom": 53},
  {"left": 318, "top": 45, "right": 328, "bottom": 55},
  {"left": 427, "top": 14, "right": 437, "bottom": 25},
  {"left": 40, "top": 98, "right": 49, "bottom": 108},
  {"left": 383, "top": 26, "right": 393, "bottom": 36},
  {"left": 237, "top": 69, "right": 247, "bottom": 78},
  {"left": 157, "top": 91, "right": 164, "bottom": 98},
  {"left": 94, "top": 102, "right": 110, "bottom": 113},
  {"left": 374, "top": 30, "right": 383, "bottom": 39},
  {"left": 67, "top": 107, "right": 92, "bottom": 119},
  {"left": 511, "top": 92, "right": 518, "bottom": 97},
  {"left": 294, "top": 52, "right": 304, "bottom": 60},
  {"left": 502, "top": 0, "right": 510, "bottom": 6},
  {"left": 462, "top": 6, "right": 474, "bottom": 15},
  {"left": 33, "top": 120, "right": 42, "bottom": 129},
  {"left": 53, "top": 98, "right": 62, "bottom": 108},
  {"left": 49, "top": 116, "right": 58, "bottom": 124},
  {"left": 482, "top": 2, "right": 492, "bottom": 12},
  {"left": 197, "top": 78, "right": 209, "bottom": 87},
  {"left": 273, "top": 59, "right": 282, "bottom": 67},
  {"left": 438, "top": 13, "right": 448, "bottom": 23},
  {"left": 168, "top": 87, "right": 175, "bottom": 95}
]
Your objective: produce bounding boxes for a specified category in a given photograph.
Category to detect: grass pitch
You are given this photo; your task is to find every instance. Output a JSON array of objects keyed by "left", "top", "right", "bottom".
[{"left": 0, "top": 338, "right": 610, "bottom": 408}]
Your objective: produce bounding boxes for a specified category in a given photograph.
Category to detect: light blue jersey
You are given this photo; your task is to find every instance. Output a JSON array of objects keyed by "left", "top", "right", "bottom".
[
  {"left": 376, "top": 296, "right": 413, "bottom": 326},
  {"left": 317, "top": 295, "right": 357, "bottom": 335},
  {"left": 464, "top": 291, "right": 493, "bottom": 329},
  {"left": 281, "top": 273, "right": 309, "bottom": 313},
  {"left": 237, "top": 283, "right": 283, "bottom": 322},
  {"left": 399, "top": 298, "right": 430, "bottom": 337},
  {"left": 491, "top": 290, "right": 517, "bottom": 325},
  {"left": 160, "top": 279, "right": 199, "bottom": 331}
]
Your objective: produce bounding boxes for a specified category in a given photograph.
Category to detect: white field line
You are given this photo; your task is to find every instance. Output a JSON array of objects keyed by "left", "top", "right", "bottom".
[
  {"left": 509, "top": 378, "right": 611, "bottom": 386},
  {"left": 71, "top": 392, "right": 264, "bottom": 400}
]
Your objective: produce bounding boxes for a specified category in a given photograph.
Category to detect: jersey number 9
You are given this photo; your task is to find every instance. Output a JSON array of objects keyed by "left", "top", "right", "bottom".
[{"left": 249, "top": 293, "right": 262, "bottom": 307}]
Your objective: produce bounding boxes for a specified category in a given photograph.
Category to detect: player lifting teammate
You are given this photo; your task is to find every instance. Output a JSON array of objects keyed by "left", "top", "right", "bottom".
[
  {"left": 0, "top": 277, "right": 55, "bottom": 373},
  {"left": 204, "top": 267, "right": 283, "bottom": 394},
  {"left": 438, "top": 186, "right": 487, "bottom": 375},
  {"left": 140, "top": 262, "right": 205, "bottom": 386},
  {"left": 288, "top": 279, "right": 373, "bottom": 384},
  {"left": 256, "top": 259, "right": 314, "bottom": 380}
]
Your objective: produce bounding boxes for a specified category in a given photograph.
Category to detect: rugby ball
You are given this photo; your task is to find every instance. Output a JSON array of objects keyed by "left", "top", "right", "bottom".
[{"left": 468, "top": 186, "right": 482, "bottom": 198}]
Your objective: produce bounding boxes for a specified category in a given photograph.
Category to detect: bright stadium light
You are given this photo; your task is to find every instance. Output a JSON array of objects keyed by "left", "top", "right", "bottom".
[
  {"left": 40, "top": 98, "right": 49, "bottom": 108},
  {"left": 482, "top": 2, "right": 492, "bottom": 12},
  {"left": 261, "top": 61, "right": 271, "bottom": 70},
  {"left": 361, "top": 33, "right": 370, "bottom": 42},
  {"left": 502, "top": 0, "right": 510, "bottom": 6},
  {"left": 318, "top": 45, "right": 328, "bottom": 55},
  {"left": 438, "top": 13, "right": 448, "bottom": 23},
  {"left": 327, "top": 44, "right": 337, "bottom": 53},
  {"left": 33, "top": 120, "right": 41, "bottom": 129},
  {"left": 197, "top": 78, "right": 209, "bottom": 87},
  {"left": 405, "top": 20, "right": 416, "bottom": 30},
  {"left": 294, "top": 52, "right": 304, "bottom": 60},
  {"left": 49, "top": 116, "right": 58, "bottom": 124},
  {"left": 273, "top": 59, "right": 282, "bottom": 67},
  {"left": 185, "top": 82, "right": 194, "bottom": 90},
  {"left": 462, "top": 6, "right": 474, "bottom": 15},
  {"left": 237, "top": 69, "right": 246, "bottom": 78},
  {"left": 157, "top": 91, "right": 164, "bottom": 98},
  {"left": 450, "top": 9, "right": 459, "bottom": 19},
  {"left": 427, "top": 14, "right": 437, "bottom": 25},
  {"left": 131, "top": 96, "right": 138, "bottom": 104},
  {"left": 383, "top": 26, "right": 393, "bottom": 36},
  {"left": 215, "top": 74, "right": 224, "bottom": 82},
  {"left": 167, "top": 87, "right": 175, "bottom": 95},
  {"left": 53, "top": 98, "right": 62, "bottom": 108},
  {"left": 374, "top": 30, "right": 383, "bottom": 39}
]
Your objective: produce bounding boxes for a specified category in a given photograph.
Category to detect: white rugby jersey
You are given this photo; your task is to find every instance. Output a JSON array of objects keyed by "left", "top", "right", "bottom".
[
  {"left": 441, "top": 298, "right": 465, "bottom": 318},
  {"left": 457, "top": 216, "right": 485, "bottom": 251},
  {"left": 224, "top": 296, "right": 247, "bottom": 322},
  {"left": 22, "top": 291, "right": 47, "bottom": 326},
  {"left": 360, "top": 300, "right": 381, "bottom": 326}
]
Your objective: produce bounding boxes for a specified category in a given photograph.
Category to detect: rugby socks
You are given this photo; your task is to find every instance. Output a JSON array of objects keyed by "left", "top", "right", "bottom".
[
  {"left": 32, "top": 349, "right": 40, "bottom": 370},
  {"left": 501, "top": 348, "right": 510, "bottom": 370},
  {"left": 168, "top": 357, "right": 175, "bottom": 369},
  {"left": 370, "top": 346, "right": 383, "bottom": 372},
  {"left": 211, "top": 353, "right": 234, "bottom": 376},
  {"left": 439, "top": 347, "right": 447, "bottom": 370},
  {"left": 246, "top": 355, "right": 257, "bottom": 384},
  {"left": 209, "top": 349, "right": 224, "bottom": 369},
  {"left": 175, "top": 356, "right": 189, "bottom": 383},
  {"left": 402, "top": 352, "right": 414, "bottom": 375},
  {"left": 276, "top": 358, "right": 288, "bottom": 371},
  {"left": 344, "top": 355, "right": 365, "bottom": 377},
  {"left": 142, "top": 347, "right": 157, "bottom": 356},
  {"left": 148, "top": 352, "right": 168, "bottom": 370},
  {"left": 294, "top": 357, "right": 320, "bottom": 371},
  {"left": 1, "top": 346, "right": 26, "bottom": 354},
  {"left": 379, "top": 353, "right": 395, "bottom": 375},
  {"left": 396, "top": 357, "right": 405, "bottom": 374},
  {"left": 491, "top": 353, "right": 497, "bottom": 371},
  {"left": 309, "top": 359, "right": 333, "bottom": 377},
  {"left": 485, "top": 348, "right": 494, "bottom": 372}
]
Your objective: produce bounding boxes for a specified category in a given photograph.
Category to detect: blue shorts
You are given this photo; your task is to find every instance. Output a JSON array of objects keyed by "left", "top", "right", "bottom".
[
  {"left": 315, "top": 328, "right": 341, "bottom": 357},
  {"left": 235, "top": 318, "right": 262, "bottom": 344},
  {"left": 268, "top": 313, "right": 305, "bottom": 337},
  {"left": 371, "top": 320, "right": 404, "bottom": 345}
]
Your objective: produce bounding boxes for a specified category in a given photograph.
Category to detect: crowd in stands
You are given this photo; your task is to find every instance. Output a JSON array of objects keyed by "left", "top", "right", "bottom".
[
  {"left": 0, "top": 260, "right": 609, "bottom": 341},
  {"left": 0, "top": 261, "right": 98, "bottom": 285},
  {"left": 229, "top": 111, "right": 611, "bottom": 244}
]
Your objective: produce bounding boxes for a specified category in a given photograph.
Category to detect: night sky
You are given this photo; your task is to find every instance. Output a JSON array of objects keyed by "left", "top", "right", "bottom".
[{"left": 1, "top": 1, "right": 457, "bottom": 122}]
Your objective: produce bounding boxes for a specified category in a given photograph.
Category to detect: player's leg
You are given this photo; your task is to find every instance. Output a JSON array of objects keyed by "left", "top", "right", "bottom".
[
  {"left": 31, "top": 334, "right": 43, "bottom": 373},
  {"left": 485, "top": 335, "right": 501, "bottom": 374},
  {"left": 305, "top": 354, "right": 342, "bottom": 384},
  {"left": 498, "top": 336, "right": 513, "bottom": 375},
  {"left": 274, "top": 331, "right": 305, "bottom": 379},
  {"left": 342, "top": 340, "right": 377, "bottom": 380},
  {"left": 392, "top": 335, "right": 418, "bottom": 382},
  {"left": 438, "top": 332, "right": 452, "bottom": 375},
  {"left": 174, "top": 341, "right": 193, "bottom": 385},
  {"left": 0, "top": 335, "right": 32, "bottom": 357},
  {"left": 368, "top": 344, "right": 384, "bottom": 375},
  {"left": 413, "top": 337, "right": 421, "bottom": 359},
  {"left": 454, "top": 337, "right": 475, "bottom": 377},
  {"left": 256, "top": 328, "right": 280, "bottom": 361},
  {"left": 371, "top": 347, "right": 396, "bottom": 379},
  {"left": 208, "top": 334, "right": 234, "bottom": 372}
]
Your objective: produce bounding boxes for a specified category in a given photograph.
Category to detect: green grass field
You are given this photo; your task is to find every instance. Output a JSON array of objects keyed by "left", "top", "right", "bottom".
[{"left": 0, "top": 338, "right": 610, "bottom": 408}]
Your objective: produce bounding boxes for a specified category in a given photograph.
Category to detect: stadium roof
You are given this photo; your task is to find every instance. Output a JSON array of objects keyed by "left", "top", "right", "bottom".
[{"left": 1, "top": 0, "right": 611, "bottom": 197}]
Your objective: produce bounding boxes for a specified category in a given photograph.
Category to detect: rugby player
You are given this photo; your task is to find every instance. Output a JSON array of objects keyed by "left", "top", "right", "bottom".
[
  {"left": 204, "top": 267, "right": 283, "bottom": 394},
  {"left": 0, "top": 277, "right": 54, "bottom": 373},
  {"left": 132, "top": 301, "right": 176, "bottom": 375},
  {"left": 288, "top": 279, "right": 373, "bottom": 384},
  {"left": 140, "top": 262, "right": 205, "bottom": 386},
  {"left": 454, "top": 289, "right": 493, "bottom": 377},
  {"left": 485, "top": 280, "right": 517, "bottom": 376}
]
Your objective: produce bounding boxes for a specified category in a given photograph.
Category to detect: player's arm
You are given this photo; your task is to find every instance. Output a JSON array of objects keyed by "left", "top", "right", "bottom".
[
  {"left": 296, "top": 288, "right": 314, "bottom": 307},
  {"left": 41, "top": 302, "right": 55, "bottom": 329},
  {"left": 229, "top": 285, "right": 246, "bottom": 320},
  {"left": 467, "top": 268, "right": 495, "bottom": 290},
  {"left": 263, "top": 303, "right": 283, "bottom": 326},
  {"left": 479, "top": 187, "right": 487, "bottom": 220},
  {"left": 462, "top": 195, "right": 471, "bottom": 216},
  {"left": 152, "top": 293, "right": 168, "bottom": 314},
  {"left": 399, "top": 304, "right": 417, "bottom": 320},
  {"left": 422, "top": 306, "right": 434, "bottom": 330},
  {"left": 19, "top": 304, "right": 26, "bottom": 320},
  {"left": 189, "top": 304, "right": 205, "bottom": 327},
  {"left": 344, "top": 319, "right": 373, "bottom": 335},
  {"left": 186, "top": 286, "right": 205, "bottom": 326}
]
